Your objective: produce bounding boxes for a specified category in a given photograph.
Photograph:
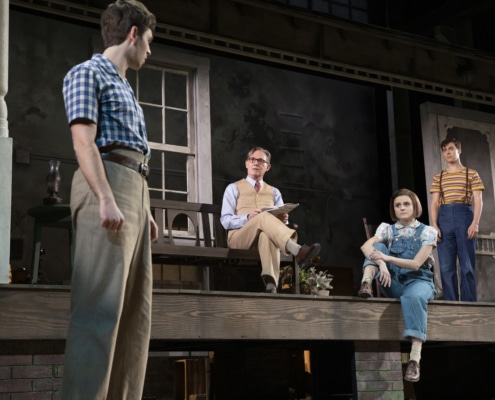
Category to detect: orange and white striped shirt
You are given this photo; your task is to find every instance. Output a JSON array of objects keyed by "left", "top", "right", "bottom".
[{"left": 430, "top": 167, "right": 484, "bottom": 205}]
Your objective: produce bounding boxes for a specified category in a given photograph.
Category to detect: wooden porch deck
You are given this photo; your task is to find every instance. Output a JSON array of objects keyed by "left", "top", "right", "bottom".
[{"left": 1, "top": 284, "right": 494, "bottom": 343}]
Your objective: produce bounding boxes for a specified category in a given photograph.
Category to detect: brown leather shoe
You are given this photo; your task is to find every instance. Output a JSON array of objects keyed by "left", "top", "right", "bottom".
[
  {"left": 358, "top": 281, "right": 373, "bottom": 298},
  {"left": 296, "top": 243, "right": 321, "bottom": 270},
  {"left": 404, "top": 360, "right": 420, "bottom": 382}
]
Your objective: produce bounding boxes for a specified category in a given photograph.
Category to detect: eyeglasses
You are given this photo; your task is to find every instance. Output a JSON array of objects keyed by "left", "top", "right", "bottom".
[{"left": 247, "top": 157, "right": 269, "bottom": 165}]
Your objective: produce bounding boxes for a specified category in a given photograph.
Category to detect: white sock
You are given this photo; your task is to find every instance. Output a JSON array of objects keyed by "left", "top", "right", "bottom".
[
  {"left": 361, "top": 269, "right": 374, "bottom": 283},
  {"left": 285, "top": 239, "right": 301, "bottom": 256},
  {"left": 410, "top": 341, "right": 422, "bottom": 362}
]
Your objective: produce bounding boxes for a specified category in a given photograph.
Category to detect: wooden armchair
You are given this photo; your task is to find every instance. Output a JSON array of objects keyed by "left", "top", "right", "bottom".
[{"left": 362, "top": 217, "right": 382, "bottom": 297}]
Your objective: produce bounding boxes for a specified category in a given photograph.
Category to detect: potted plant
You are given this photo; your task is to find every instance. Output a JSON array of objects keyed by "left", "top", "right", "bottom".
[{"left": 299, "top": 266, "right": 334, "bottom": 295}]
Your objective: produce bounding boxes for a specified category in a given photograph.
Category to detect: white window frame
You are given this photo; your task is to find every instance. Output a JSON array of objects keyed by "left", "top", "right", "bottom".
[
  {"left": 143, "top": 45, "right": 212, "bottom": 205},
  {"left": 92, "top": 37, "right": 212, "bottom": 205}
]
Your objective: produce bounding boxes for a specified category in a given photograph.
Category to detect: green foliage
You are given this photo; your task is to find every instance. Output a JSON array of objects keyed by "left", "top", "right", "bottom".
[{"left": 299, "top": 267, "right": 333, "bottom": 295}]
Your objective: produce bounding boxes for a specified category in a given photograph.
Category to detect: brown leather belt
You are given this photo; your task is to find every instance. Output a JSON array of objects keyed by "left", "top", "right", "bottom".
[{"left": 101, "top": 152, "right": 150, "bottom": 180}]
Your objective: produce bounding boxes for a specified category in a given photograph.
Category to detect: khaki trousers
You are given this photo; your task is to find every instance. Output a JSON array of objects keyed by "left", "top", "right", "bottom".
[
  {"left": 61, "top": 150, "right": 152, "bottom": 400},
  {"left": 228, "top": 212, "right": 297, "bottom": 284}
]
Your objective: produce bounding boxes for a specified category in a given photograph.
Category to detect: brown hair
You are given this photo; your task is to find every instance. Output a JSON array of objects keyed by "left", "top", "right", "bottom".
[
  {"left": 440, "top": 136, "right": 461, "bottom": 150},
  {"left": 389, "top": 188, "right": 423, "bottom": 221},
  {"left": 247, "top": 147, "right": 271, "bottom": 163},
  {"left": 101, "top": 0, "right": 156, "bottom": 48}
]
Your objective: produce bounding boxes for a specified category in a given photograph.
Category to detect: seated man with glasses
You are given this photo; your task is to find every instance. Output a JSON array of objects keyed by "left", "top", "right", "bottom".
[{"left": 221, "top": 146, "right": 320, "bottom": 293}]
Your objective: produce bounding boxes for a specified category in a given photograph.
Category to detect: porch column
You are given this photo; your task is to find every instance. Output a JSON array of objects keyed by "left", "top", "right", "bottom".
[{"left": 0, "top": 0, "right": 13, "bottom": 283}]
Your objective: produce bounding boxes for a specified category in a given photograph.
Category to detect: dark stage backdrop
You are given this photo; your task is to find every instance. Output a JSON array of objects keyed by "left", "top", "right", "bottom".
[{"left": 209, "top": 54, "right": 384, "bottom": 281}]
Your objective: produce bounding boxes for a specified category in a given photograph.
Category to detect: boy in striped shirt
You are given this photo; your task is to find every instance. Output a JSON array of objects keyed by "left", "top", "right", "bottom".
[{"left": 430, "top": 137, "right": 484, "bottom": 301}]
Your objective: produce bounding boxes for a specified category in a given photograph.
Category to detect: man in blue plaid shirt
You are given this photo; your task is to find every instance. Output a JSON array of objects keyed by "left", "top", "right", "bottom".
[{"left": 60, "top": 1, "right": 158, "bottom": 399}]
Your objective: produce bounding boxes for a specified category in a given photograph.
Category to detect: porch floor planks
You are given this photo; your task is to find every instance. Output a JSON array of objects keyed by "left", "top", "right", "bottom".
[{"left": 1, "top": 285, "right": 494, "bottom": 343}]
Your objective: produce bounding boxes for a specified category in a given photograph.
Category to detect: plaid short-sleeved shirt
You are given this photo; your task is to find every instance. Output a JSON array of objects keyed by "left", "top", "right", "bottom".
[{"left": 63, "top": 53, "right": 150, "bottom": 156}]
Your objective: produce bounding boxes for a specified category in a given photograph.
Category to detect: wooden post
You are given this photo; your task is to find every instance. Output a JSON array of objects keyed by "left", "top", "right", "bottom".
[
  {"left": 0, "top": 0, "right": 8, "bottom": 139},
  {"left": 0, "top": 0, "right": 13, "bottom": 283}
]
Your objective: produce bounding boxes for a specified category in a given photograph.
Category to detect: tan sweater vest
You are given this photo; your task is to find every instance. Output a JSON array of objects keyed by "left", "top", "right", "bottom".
[{"left": 235, "top": 179, "right": 275, "bottom": 215}]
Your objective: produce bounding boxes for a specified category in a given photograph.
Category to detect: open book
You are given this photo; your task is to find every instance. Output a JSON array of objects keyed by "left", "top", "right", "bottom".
[{"left": 261, "top": 203, "right": 299, "bottom": 215}]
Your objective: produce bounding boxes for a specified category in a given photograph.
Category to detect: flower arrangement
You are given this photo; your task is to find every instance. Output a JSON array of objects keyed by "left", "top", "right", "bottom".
[{"left": 299, "top": 266, "right": 334, "bottom": 295}]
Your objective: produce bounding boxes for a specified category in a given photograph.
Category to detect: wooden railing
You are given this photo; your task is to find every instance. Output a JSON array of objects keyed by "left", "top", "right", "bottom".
[{"left": 476, "top": 233, "right": 495, "bottom": 256}]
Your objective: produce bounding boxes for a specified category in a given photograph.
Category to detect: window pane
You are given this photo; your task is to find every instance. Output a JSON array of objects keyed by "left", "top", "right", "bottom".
[
  {"left": 165, "top": 151, "right": 187, "bottom": 192},
  {"left": 332, "top": 0, "right": 349, "bottom": 5},
  {"left": 165, "top": 109, "right": 188, "bottom": 146},
  {"left": 149, "top": 190, "right": 163, "bottom": 200},
  {"left": 147, "top": 150, "right": 189, "bottom": 202},
  {"left": 142, "top": 105, "right": 163, "bottom": 143},
  {"left": 166, "top": 192, "right": 188, "bottom": 202},
  {"left": 165, "top": 72, "right": 187, "bottom": 109},
  {"left": 148, "top": 149, "right": 164, "bottom": 194},
  {"left": 139, "top": 68, "right": 163, "bottom": 104}
]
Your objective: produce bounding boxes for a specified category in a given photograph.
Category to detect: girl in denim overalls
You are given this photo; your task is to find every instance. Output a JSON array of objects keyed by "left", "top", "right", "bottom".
[{"left": 358, "top": 188, "right": 438, "bottom": 383}]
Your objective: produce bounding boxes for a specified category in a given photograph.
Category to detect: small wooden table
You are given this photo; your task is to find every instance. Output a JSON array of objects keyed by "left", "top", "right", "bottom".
[{"left": 27, "top": 204, "right": 72, "bottom": 284}]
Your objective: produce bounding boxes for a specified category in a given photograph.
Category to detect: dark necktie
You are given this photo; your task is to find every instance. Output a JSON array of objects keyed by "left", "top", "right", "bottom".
[{"left": 254, "top": 181, "right": 260, "bottom": 193}]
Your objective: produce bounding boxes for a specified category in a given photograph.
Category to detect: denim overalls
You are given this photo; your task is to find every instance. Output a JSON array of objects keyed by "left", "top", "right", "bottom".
[
  {"left": 438, "top": 203, "right": 477, "bottom": 301},
  {"left": 363, "top": 223, "right": 436, "bottom": 341}
]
